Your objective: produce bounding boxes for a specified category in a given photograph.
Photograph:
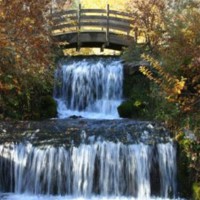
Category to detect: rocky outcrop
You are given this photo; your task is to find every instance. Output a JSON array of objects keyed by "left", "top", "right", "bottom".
[
  {"left": 0, "top": 119, "right": 172, "bottom": 147},
  {"left": 123, "top": 60, "right": 150, "bottom": 75}
]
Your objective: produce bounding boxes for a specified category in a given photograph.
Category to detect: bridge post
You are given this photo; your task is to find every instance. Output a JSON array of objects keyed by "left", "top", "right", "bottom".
[
  {"left": 101, "top": 4, "right": 110, "bottom": 52},
  {"left": 106, "top": 4, "right": 110, "bottom": 46},
  {"left": 77, "top": 4, "right": 81, "bottom": 51}
]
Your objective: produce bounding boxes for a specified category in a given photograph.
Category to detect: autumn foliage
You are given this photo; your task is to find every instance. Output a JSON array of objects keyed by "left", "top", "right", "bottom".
[
  {"left": 136, "top": 1, "right": 200, "bottom": 120},
  {"left": 0, "top": 0, "right": 53, "bottom": 68},
  {"left": 125, "top": 0, "right": 200, "bottom": 187},
  {"left": 126, "top": 0, "right": 200, "bottom": 125},
  {"left": 0, "top": 0, "right": 55, "bottom": 119}
]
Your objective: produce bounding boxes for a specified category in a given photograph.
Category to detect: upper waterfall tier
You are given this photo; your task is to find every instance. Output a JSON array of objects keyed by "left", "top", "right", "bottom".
[{"left": 54, "top": 57, "right": 123, "bottom": 119}]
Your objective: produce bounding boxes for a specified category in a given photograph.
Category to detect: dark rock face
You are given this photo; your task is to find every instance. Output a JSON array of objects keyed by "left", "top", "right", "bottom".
[
  {"left": 123, "top": 61, "right": 150, "bottom": 75},
  {"left": 0, "top": 119, "right": 172, "bottom": 147},
  {"left": 39, "top": 96, "right": 57, "bottom": 119}
]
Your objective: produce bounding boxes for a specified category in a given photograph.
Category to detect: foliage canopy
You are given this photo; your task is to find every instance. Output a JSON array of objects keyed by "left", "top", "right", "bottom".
[
  {"left": 0, "top": 0, "right": 56, "bottom": 119},
  {"left": 124, "top": 0, "right": 200, "bottom": 186}
]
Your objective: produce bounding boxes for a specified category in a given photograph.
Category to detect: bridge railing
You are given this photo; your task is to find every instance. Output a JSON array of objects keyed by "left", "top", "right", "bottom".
[{"left": 52, "top": 4, "right": 135, "bottom": 39}]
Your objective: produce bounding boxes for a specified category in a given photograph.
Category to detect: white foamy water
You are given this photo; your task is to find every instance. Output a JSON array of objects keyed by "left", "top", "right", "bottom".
[
  {"left": 54, "top": 58, "right": 123, "bottom": 119},
  {"left": 0, "top": 194, "right": 185, "bottom": 200},
  {"left": 0, "top": 142, "right": 177, "bottom": 198}
]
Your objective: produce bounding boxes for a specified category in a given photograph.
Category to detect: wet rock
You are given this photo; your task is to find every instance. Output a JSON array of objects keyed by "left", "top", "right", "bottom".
[
  {"left": 147, "top": 123, "right": 154, "bottom": 129},
  {"left": 69, "top": 115, "right": 82, "bottom": 119},
  {"left": 0, "top": 119, "right": 172, "bottom": 147}
]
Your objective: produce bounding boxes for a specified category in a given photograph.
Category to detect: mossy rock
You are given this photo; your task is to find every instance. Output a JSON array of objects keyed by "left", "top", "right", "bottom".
[
  {"left": 118, "top": 100, "right": 146, "bottom": 118},
  {"left": 117, "top": 101, "right": 134, "bottom": 118},
  {"left": 39, "top": 96, "right": 57, "bottom": 119},
  {"left": 193, "top": 182, "right": 200, "bottom": 200},
  {"left": 117, "top": 100, "right": 146, "bottom": 119}
]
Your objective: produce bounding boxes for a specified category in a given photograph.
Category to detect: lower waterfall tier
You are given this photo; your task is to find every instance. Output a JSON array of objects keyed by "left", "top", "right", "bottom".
[
  {"left": 0, "top": 119, "right": 183, "bottom": 200},
  {"left": 0, "top": 141, "right": 176, "bottom": 198}
]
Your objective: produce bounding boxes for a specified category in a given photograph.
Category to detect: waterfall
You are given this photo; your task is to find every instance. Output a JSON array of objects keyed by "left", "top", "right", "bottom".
[
  {"left": 54, "top": 57, "right": 123, "bottom": 119},
  {"left": 0, "top": 141, "right": 177, "bottom": 199},
  {"left": 0, "top": 56, "right": 183, "bottom": 200}
]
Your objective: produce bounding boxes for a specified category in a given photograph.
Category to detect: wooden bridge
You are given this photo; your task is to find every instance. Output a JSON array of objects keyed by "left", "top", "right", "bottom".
[{"left": 52, "top": 5, "right": 137, "bottom": 51}]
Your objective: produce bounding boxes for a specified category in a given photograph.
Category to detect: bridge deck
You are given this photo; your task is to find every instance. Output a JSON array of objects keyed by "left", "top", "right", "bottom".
[{"left": 53, "top": 31, "right": 134, "bottom": 51}]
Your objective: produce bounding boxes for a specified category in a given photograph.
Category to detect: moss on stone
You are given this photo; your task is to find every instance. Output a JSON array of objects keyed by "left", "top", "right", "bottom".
[
  {"left": 193, "top": 182, "right": 200, "bottom": 200},
  {"left": 117, "top": 101, "right": 134, "bottom": 118},
  {"left": 117, "top": 100, "right": 147, "bottom": 119}
]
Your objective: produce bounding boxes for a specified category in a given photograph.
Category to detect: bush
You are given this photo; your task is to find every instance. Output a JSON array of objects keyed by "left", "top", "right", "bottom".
[{"left": 39, "top": 96, "right": 57, "bottom": 119}]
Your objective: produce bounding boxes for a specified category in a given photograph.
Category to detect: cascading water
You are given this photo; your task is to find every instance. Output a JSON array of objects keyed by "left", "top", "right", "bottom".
[
  {"left": 54, "top": 57, "right": 123, "bottom": 119},
  {"left": 0, "top": 141, "right": 180, "bottom": 200},
  {"left": 0, "top": 57, "right": 184, "bottom": 200}
]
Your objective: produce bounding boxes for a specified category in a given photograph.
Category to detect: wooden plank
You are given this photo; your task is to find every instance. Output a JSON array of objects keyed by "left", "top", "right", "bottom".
[
  {"left": 52, "top": 20, "right": 132, "bottom": 32},
  {"left": 107, "top": 16, "right": 132, "bottom": 24},
  {"left": 53, "top": 17, "right": 76, "bottom": 24},
  {"left": 53, "top": 15, "right": 104, "bottom": 24},
  {"left": 109, "top": 10, "right": 132, "bottom": 18},
  {"left": 79, "top": 22, "right": 131, "bottom": 32},
  {"left": 80, "top": 15, "right": 107, "bottom": 21},
  {"left": 53, "top": 15, "right": 132, "bottom": 25},
  {"left": 52, "top": 23, "right": 77, "bottom": 30},
  {"left": 80, "top": 9, "right": 106, "bottom": 14},
  {"left": 54, "top": 31, "right": 134, "bottom": 41},
  {"left": 52, "top": 9, "right": 132, "bottom": 18},
  {"left": 80, "top": 17, "right": 131, "bottom": 27},
  {"left": 55, "top": 32, "right": 134, "bottom": 50},
  {"left": 53, "top": 17, "right": 132, "bottom": 29}
]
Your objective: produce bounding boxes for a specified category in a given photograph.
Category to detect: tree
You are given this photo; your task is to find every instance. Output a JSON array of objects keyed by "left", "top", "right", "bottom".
[
  {"left": 125, "top": 0, "right": 200, "bottom": 127},
  {"left": 125, "top": 0, "right": 200, "bottom": 187},
  {"left": 138, "top": 1, "right": 200, "bottom": 123},
  {"left": 0, "top": 0, "right": 61, "bottom": 119},
  {"left": 126, "top": 0, "right": 165, "bottom": 48}
]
